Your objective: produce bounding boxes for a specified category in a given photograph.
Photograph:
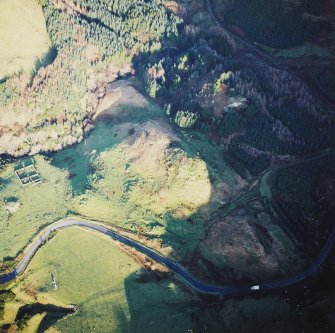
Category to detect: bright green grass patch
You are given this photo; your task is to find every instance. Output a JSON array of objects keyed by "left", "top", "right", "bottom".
[
  {"left": 0, "top": 100, "right": 245, "bottom": 331},
  {"left": 0, "top": 155, "right": 70, "bottom": 259},
  {"left": 275, "top": 42, "right": 333, "bottom": 58},
  {"left": 0, "top": 111, "right": 237, "bottom": 261},
  {"left": 20, "top": 228, "right": 197, "bottom": 333},
  {"left": 187, "top": 131, "right": 239, "bottom": 188},
  {"left": 0, "top": 0, "right": 51, "bottom": 79}
]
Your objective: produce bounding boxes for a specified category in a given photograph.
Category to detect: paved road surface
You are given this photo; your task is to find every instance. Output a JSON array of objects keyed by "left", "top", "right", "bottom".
[{"left": 1, "top": 218, "right": 335, "bottom": 296}]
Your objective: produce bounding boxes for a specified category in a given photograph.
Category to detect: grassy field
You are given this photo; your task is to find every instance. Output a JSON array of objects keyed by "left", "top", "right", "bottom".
[
  {"left": 0, "top": 156, "right": 70, "bottom": 260},
  {"left": 275, "top": 43, "right": 333, "bottom": 59},
  {"left": 0, "top": 0, "right": 51, "bottom": 79},
  {"left": 7, "top": 228, "right": 198, "bottom": 332},
  {"left": 51, "top": 104, "right": 217, "bottom": 258}
]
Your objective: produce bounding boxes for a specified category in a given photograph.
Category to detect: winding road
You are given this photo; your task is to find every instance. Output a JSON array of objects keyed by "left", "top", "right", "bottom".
[{"left": 1, "top": 218, "right": 335, "bottom": 296}]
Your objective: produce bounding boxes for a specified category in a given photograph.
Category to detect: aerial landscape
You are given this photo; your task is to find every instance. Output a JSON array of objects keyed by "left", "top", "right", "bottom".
[{"left": 0, "top": 0, "right": 335, "bottom": 332}]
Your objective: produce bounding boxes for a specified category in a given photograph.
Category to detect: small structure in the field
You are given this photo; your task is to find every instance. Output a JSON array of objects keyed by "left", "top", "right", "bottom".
[
  {"left": 51, "top": 274, "right": 58, "bottom": 290},
  {"left": 14, "top": 157, "right": 42, "bottom": 186}
]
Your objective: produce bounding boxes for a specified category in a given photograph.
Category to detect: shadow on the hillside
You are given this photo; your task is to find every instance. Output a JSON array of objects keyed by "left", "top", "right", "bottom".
[
  {"left": 122, "top": 268, "right": 220, "bottom": 333},
  {"left": 31, "top": 46, "right": 58, "bottom": 78},
  {"left": 14, "top": 303, "right": 75, "bottom": 333}
]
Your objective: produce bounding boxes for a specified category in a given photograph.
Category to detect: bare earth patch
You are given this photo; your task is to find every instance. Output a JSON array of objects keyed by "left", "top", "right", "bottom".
[{"left": 95, "top": 80, "right": 149, "bottom": 119}]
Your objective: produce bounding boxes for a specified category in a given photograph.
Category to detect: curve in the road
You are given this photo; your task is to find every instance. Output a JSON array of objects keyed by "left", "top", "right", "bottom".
[{"left": 1, "top": 218, "right": 335, "bottom": 296}]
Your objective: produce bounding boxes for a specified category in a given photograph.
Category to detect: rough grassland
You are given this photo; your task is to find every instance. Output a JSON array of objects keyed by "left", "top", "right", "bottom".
[
  {"left": 0, "top": 81, "right": 244, "bottom": 264},
  {"left": 13, "top": 228, "right": 196, "bottom": 332},
  {"left": 0, "top": 0, "right": 51, "bottom": 79},
  {"left": 53, "top": 117, "right": 213, "bottom": 257},
  {"left": 275, "top": 43, "right": 334, "bottom": 58},
  {"left": 0, "top": 85, "right": 223, "bottom": 261}
]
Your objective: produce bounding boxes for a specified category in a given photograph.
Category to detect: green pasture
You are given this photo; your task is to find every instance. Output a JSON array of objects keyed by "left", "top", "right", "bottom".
[
  {"left": 0, "top": 156, "right": 70, "bottom": 260},
  {"left": 19, "top": 228, "right": 197, "bottom": 332},
  {"left": 0, "top": 0, "right": 51, "bottom": 79}
]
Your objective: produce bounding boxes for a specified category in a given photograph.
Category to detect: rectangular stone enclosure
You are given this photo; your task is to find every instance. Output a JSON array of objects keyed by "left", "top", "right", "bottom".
[{"left": 14, "top": 158, "right": 42, "bottom": 186}]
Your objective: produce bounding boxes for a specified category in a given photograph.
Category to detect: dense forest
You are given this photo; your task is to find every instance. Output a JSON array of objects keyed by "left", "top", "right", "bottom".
[
  {"left": 43, "top": 0, "right": 180, "bottom": 55},
  {"left": 135, "top": 28, "right": 334, "bottom": 166},
  {"left": 271, "top": 155, "right": 335, "bottom": 245},
  {"left": 212, "top": 0, "right": 332, "bottom": 47}
]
